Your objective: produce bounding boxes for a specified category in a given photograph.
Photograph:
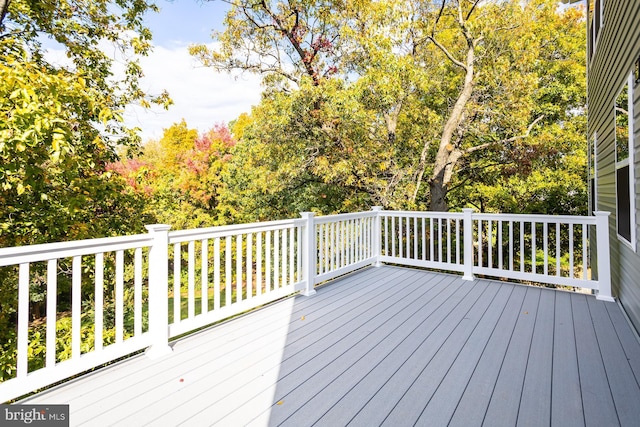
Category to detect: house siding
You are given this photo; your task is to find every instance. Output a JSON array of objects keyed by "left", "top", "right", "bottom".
[{"left": 588, "top": 1, "right": 640, "bottom": 333}]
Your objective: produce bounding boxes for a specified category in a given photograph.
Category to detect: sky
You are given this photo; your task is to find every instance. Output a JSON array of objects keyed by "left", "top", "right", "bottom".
[{"left": 123, "top": 0, "right": 263, "bottom": 142}]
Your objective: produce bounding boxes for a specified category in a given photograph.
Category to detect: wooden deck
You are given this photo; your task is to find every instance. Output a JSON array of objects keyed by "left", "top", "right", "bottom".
[{"left": 22, "top": 266, "right": 640, "bottom": 426}]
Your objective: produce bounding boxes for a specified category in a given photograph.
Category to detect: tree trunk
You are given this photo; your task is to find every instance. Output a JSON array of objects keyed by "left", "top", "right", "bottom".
[
  {"left": 429, "top": 174, "right": 448, "bottom": 211},
  {"left": 0, "top": 0, "right": 10, "bottom": 30},
  {"left": 428, "top": 43, "right": 475, "bottom": 211}
]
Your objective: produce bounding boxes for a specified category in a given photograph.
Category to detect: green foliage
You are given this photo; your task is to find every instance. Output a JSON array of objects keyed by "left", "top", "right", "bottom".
[
  {"left": 0, "top": 0, "right": 168, "bottom": 383},
  {"left": 1, "top": 0, "right": 168, "bottom": 246},
  {"left": 0, "top": 0, "right": 591, "bottom": 387},
  {"left": 111, "top": 121, "right": 236, "bottom": 228},
  {"left": 190, "top": 0, "right": 343, "bottom": 88},
  {"left": 202, "top": 0, "right": 587, "bottom": 217}
]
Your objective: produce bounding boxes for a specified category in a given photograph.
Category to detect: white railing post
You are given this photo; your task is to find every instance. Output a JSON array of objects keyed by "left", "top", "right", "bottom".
[
  {"left": 145, "top": 224, "right": 173, "bottom": 359},
  {"left": 462, "top": 208, "right": 475, "bottom": 281},
  {"left": 594, "top": 211, "right": 614, "bottom": 301},
  {"left": 372, "top": 206, "right": 383, "bottom": 267},
  {"left": 300, "top": 212, "right": 317, "bottom": 296}
]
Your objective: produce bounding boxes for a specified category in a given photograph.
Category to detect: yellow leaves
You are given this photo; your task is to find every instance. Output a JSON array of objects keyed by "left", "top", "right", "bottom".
[
  {"left": 9, "top": 88, "right": 22, "bottom": 100},
  {"left": 51, "top": 128, "right": 67, "bottom": 156}
]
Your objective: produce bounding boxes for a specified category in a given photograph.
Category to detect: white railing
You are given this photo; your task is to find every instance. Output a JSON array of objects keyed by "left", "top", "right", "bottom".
[
  {"left": 0, "top": 208, "right": 612, "bottom": 402},
  {"left": 314, "top": 211, "right": 378, "bottom": 283},
  {"left": 166, "top": 218, "right": 307, "bottom": 338},
  {"left": 379, "top": 211, "right": 466, "bottom": 273},
  {"left": 0, "top": 232, "right": 156, "bottom": 402},
  {"left": 472, "top": 212, "right": 602, "bottom": 288},
  {"left": 378, "top": 209, "right": 611, "bottom": 297}
]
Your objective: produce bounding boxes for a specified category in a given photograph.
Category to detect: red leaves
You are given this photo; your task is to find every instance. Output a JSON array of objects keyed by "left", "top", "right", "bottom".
[{"left": 311, "top": 36, "right": 332, "bottom": 52}]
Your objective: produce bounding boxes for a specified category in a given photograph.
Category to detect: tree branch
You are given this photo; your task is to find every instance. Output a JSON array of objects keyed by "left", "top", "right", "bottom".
[
  {"left": 464, "top": 0, "right": 482, "bottom": 21},
  {"left": 433, "top": 0, "right": 446, "bottom": 34},
  {"left": 428, "top": 0, "right": 474, "bottom": 71},
  {"left": 427, "top": 34, "right": 467, "bottom": 71},
  {"left": 464, "top": 114, "right": 545, "bottom": 155}
]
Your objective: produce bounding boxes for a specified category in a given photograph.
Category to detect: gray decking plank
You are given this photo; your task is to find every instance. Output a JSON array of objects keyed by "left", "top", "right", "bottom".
[
  {"left": 27, "top": 280, "right": 310, "bottom": 409},
  {"left": 516, "top": 288, "right": 555, "bottom": 427},
  {"left": 605, "top": 302, "right": 640, "bottom": 382},
  {"left": 477, "top": 286, "right": 541, "bottom": 427},
  {"left": 551, "top": 291, "right": 584, "bottom": 427},
  {"left": 17, "top": 267, "right": 640, "bottom": 427},
  {"left": 168, "top": 269, "right": 456, "bottom": 426},
  {"left": 287, "top": 266, "right": 407, "bottom": 318},
  {"left": 104, "top": 268, "right": 413, "bottom": 424},
  {"left": 281, "top": 269, "right": 428, "bottom": 351},
  {"left": 256, "top": 274, "right": 467, "bottom": 426},
  {"left": 448, "top": 285, "right": 529, "bottom": 427},
  {"left": 129, "top": 269, "right": 428, "bottom": 425},
  {"left": 378, "top": 280, "right": 504, "bottom": 426},
  {"left": 342, "top": 279, "right": 495, "bottom": 427},
  {"left": 276, "top": 275, "right": 472, "bottom": 427},
  {"left": 587, "top": 297, "right": 640, "bottom": 427},
  {"left": 22, "top": 295, "right": 296, "bottom": 419},
  {"left": 81, "top": 299, "right": 299, "bottom": 425},
  {"left": 410, "top": 281, "right": 516, "bottom": 426},
  {"left": 572, "top": 294, "right": 620, "bottom": 427}
]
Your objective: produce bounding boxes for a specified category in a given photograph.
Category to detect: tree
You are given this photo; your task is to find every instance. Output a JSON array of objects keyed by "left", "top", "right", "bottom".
[
  {"left": 196, "top": 0, "right": 436, "bottom": 214},
  {"left": 0, "top": 0, "right": 169, "bottom": 381},
  {"left": 111, "top": 121, "right": 237, "bottom": 229},
  {"left": 190, "top": 0, "right": 342, "bottom": 88},
  {"left": 1, "top": 0, "right": 171, "bottom": 245},
  {"left": 410, "top": 0, "right": 574, "bottom": 210},
  {"left": 198, "top": 0, "right": 586, "bottom": 215}
]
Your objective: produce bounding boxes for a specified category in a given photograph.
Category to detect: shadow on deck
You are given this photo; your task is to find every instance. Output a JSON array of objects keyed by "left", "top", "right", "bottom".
[{"left": 23, "top": 266, "right": 640, "bottom": 426}]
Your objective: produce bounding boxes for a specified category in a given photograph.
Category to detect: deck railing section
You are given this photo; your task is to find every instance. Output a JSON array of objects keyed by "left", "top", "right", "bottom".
[
  {"left": 314, "top": 211, "right": 378, "bottom": 283},
  {"left": 473, "top": 213, "right": 594, "bottom": 288},
  {"left": 166, "top": 218, "right": 306, "bottom": 338},
  {"left": 379, "top": 211, "right": 466, "bottom": 273},
  {"left": 378, "top": 209, "right": 612, "bottom": 299},
  {"left": 0, "top": 233, "right": 155, "bottom": 402},
  {"left": 0, "top": 208, "right": 612, "bottom": 402}
]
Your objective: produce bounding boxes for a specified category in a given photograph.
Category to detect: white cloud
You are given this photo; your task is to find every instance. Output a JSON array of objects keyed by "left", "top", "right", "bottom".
[
  {"left": 44, "top": 39, "right": 262, "bottom": 142},
  {"left": 123, "top": 43, "right": 263, "bottom": 141}
]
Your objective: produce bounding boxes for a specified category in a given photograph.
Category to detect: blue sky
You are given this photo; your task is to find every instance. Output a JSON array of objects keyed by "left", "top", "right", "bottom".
[
  {"left": 145, "top": 0, "right": 230, "bottom": 46},
  {"left": 123, "top": 0, "right": 263, "bottom": 141}
]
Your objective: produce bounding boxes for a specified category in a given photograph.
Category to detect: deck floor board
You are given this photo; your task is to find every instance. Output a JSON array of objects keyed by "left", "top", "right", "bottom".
[
  {"left": 516, "top": 289, "right": 555, "bottom": 427},
  {"left": 21, "top": 266, "right": 640, "bottom": 427},
  {"left": 481, "top": 286, "right": 539, "bottom": 427},
  {"left": 551, "top": 291, "right": 584, "bottom": 427},
  {"left": 448, "top": 284, "right": 524, "bottom": 427}
]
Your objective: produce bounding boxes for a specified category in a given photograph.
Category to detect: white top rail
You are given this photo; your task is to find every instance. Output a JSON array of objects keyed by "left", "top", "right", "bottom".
[
  {"left": 473, "top": 212, "right": 598, "bottom": 224},
  {"left": 379, "top": 210, "right": 464, "bottom": 219},
  {"left": 0, "top": 233, "right": 153, "bottom": 266},
  {"left": 313, "top": 211, "right": 378, "bottom": 224},
  {"left": 168, "top": 218, "right": 306, "bottom": 243}
]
